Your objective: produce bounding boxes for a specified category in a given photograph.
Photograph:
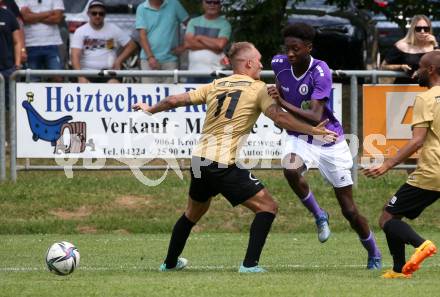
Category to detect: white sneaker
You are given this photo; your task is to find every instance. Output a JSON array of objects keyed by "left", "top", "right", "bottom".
[
  {"left": 159, "top": 257, "right": 188, "bottom": 271},
  {"left": 315, "top": 211, "right": 331, "bottom": 243}
]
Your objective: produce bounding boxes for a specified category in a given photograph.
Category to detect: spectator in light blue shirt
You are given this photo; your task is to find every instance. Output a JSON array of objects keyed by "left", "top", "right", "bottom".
[{"left": 136, "top": 0, "right": 188, "bottom": 83}]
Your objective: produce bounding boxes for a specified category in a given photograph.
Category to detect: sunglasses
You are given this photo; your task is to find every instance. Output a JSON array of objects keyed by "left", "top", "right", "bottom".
[
  {"left": 205, "top": 0, "right": 221, "bottom": 5},
  {"left": 415, "top": 26, "right": 430, "bottom": 33},
  {"left": 90, "top": 11, "right": 105, "bottom": 17}
]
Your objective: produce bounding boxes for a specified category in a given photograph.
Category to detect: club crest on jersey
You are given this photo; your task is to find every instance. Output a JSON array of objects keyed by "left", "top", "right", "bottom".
[{"left": 299, "top": 84, "right": 309, "bottom": 95}]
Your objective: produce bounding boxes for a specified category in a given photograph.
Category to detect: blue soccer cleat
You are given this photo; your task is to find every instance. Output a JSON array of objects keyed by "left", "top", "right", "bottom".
[
  {"left": 367, "top": 256, "right": 382, "bottom": 270},
  {"left": 159, "top": 257, "right": 188, "bottom": 271},
  {"left": 315, "top": 211, "right": 331, "bottom": 243},
  {"left": 238, "top": 263, "right": 267, "bottom": 273}
]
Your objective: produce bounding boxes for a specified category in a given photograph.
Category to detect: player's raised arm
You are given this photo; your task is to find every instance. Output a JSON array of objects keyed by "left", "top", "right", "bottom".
[
  {"left": 264, "top": 103, "right": 336, "bottom": 141},
  {"left": 132, "top": 93, "right": 192, "bottom": 114}
]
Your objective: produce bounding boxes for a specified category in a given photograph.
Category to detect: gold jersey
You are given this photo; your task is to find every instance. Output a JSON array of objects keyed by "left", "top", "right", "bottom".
[
  {"left": 407, "top": 86, "right": 440, "bottom": 191},
  {"left": 188, "top": 74, "right": 275, "bottom": 164}
]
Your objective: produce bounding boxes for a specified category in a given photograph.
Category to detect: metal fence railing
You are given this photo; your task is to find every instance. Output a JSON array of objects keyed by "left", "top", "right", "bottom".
[
  {"left": 0, "top": 73, "right": 5, "bottom": 181},
  {"left": 3, "top": 69, "right": 408, "bottom": 184}
]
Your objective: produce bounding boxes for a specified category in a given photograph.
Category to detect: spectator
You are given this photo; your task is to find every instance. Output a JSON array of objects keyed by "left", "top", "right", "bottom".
[
  {"left": 16, "top": 0, "right": 64, "bottom": 81},
  {"left": 135, "top": 0, "right": 189, "bottom": 83},
  {"left": 113, "top": 29, "right": 141, "bottom": 71},
  {"left": 381, "top": 15, "right": 438, "bottom": 84},
  {"left": 70, "top": 0, "right": 130, "bottom": 83},
  {"left": 1, "top": 0, "right": 26, "bottom": 63},
  {"left": 0, "top": 4, "right": 21, "bottom": 109},
  {"left": 184, "top": 0, "right": 231, "bottom": 83}
]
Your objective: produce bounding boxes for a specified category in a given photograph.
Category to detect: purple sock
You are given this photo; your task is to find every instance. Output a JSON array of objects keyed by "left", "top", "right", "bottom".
[
  {"left": 301, "top": 191, "right": 324, "bottom": 219},
  {"left": 360, "top": 231, "right": 381, "bottom": 258}
]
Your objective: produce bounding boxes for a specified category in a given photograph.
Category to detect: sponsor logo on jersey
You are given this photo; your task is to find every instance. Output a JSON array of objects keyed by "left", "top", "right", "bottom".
[{"left": 272, "top": 58, "right": 284, "bottom": 63}]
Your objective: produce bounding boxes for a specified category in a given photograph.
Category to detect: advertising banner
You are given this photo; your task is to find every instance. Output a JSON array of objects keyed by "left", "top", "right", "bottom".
[
  {"left": 363, "top": 84, "right": 427, "bottom": 158},
  {"left": 17, "top": 83, "right": 342, "bottom": 159}
]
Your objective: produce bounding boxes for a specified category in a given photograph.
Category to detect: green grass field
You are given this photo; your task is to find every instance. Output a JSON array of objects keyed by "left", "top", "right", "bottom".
[
  {"left": 1, "top": 232, "right": 439, "bottom": 297},
  {"left": 1, "top": 170, "right": 439, "bottom": 296}
]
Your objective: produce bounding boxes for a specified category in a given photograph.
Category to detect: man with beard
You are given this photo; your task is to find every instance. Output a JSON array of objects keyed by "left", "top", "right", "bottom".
[{"left": 364, "top": 50, "right": 440, "bottom": 278}]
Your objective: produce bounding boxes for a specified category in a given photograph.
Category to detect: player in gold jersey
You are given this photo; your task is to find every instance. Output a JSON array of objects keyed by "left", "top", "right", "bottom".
[
  {"left": 133, "top": 41, "right": 336, "bottom": 273},
  {"left": 364, "top": 50, "right": 440, "bottom": 278}
]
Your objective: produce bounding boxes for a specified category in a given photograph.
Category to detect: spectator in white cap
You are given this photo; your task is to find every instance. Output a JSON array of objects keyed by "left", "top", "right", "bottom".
[{"left": 70, "top": 0, "right": 131, "bottom": 83}]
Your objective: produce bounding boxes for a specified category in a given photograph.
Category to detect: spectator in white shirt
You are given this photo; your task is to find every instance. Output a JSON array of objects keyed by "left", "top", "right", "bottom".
[
  {"left": 17, "top": 0, "right": 64, "bottom": 81},
  {"left": 70, "top": 0, "right": 130, "bottom": 83}
]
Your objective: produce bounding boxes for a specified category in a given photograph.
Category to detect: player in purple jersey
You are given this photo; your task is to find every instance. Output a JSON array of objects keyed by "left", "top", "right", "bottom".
[{"left": 268, "top": 23, "right": 382, "bottom": 269}]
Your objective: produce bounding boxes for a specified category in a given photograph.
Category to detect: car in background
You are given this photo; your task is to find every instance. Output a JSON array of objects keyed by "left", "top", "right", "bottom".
[
  {"left": 370, "top": 0, "right": 440, "bottom": 60},
  {"left": 286, "top": 0, "right": 378, "bottom": 70}
]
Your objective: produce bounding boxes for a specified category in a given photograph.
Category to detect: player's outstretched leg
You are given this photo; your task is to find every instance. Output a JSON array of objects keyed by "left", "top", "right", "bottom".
[
  {"left": 239, "top": 189, "right": 278, "bottom": 273},
  {"left": 402, "top": 240, "right": 437, "bottom": 275},
  {"left": 159, "top": 197, "right": 211, "bottom": 271},
  {"left": 283, "top": 154, "right": 330, "bottom": 243},
  {"left": 335, "top": 186, "right": 381, "bottom": 269},
  {"left": 382, "top": 216, "right": 437, "bottom": 275}
]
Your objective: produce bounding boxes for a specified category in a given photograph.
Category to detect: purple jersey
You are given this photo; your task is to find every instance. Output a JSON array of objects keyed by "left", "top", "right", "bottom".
[{"left": 271, "top": 55, "right": 344, "bottom": 145}]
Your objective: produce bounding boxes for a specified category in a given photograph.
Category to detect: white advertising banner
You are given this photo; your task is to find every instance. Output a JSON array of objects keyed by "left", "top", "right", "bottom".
[{"left": 16, "top": 83, "right": 342, "bottom": 159}]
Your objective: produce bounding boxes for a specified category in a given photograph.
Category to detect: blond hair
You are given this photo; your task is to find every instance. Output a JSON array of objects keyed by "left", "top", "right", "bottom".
[
  {"left": 402, "top": 15, "right": 433, "bottom": 46},
  {"left": 228, "top": 42, "right": 256, "bottom": 68}
]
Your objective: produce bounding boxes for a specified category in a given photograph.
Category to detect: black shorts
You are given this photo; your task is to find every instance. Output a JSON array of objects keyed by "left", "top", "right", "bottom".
[
  {"left": 385, "top": 183, "right": 439, "bottom": 219},
  {"left": 189, "top": 157, "right": 265, "bottom": 207}
]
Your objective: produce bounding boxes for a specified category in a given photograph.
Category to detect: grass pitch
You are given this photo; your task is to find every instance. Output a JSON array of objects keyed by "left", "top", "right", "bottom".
[{"left": 1, "top": 232, "right": 439, "bottom": 297}]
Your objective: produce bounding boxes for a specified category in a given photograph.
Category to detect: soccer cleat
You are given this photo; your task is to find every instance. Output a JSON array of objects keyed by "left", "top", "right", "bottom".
[
  {"left": 381, "top": 270, "right": 411, "bottom": 279},
  {"left": 367, "top": 256, "right": 382, "bottom": 270},
  {"left": 402, "top": 240, "right": 437, "bottom": 275},
  {"left": 238, "top": 263, "right": 267, "bottom": 273},
  {"left": 315, "top": 211, "right": 331, "bottom": 243},
  {"left": 159, "top": 257, "right": 188, "bottom": 272}
]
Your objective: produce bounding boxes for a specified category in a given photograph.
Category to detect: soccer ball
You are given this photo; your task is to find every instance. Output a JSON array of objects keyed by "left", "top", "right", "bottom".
[{"left": 45, "top": 241, "right": 80, "bottom": 275}]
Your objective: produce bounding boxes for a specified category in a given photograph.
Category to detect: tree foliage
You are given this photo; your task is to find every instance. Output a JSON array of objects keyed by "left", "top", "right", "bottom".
[
  {"left": 330, "top": 0, "right": 440, "bottom": 30},
  {"left": 180, "top": 0, "right": 289, "bottom": 68},
  {"left": 179, "top": 0, "right": 439, "bottom": 68}
]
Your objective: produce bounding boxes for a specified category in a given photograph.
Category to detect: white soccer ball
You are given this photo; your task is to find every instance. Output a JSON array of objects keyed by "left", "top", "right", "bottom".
[{"left": 45, "top": 241, "right": 80, "bottom": 275}]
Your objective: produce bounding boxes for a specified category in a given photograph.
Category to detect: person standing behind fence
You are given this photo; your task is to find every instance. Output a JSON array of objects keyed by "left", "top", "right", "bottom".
[
  {"left": 381, "top": 15, "right": 438, "bottom": 84},
  {"left": 364, "top": 50, "right": 440, "bottom": 279},
  {"left": 184, "top": 0, "right": 231, "bottom": 83},
  {"left": 135, "top": 0, "right": 189, "bottom": 84},
  {"left": 1, "top": 0, "right": 27, "bottom": 63},
  {"left": 70, "top": 0, "right": 130, "bottom": 83},
  {"left": 0, "top": 4, "right": 22, "bottom": 110},
  {"left": 16, "top": 0, "right": 64, "bottom": 82}
]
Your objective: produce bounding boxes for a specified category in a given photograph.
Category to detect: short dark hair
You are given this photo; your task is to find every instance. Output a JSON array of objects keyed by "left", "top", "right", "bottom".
[{"left": 283, "top": 23, "right": 316, "bottom": 43}]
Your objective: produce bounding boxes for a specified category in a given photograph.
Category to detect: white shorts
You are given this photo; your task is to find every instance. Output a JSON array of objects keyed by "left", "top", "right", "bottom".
[{"left": 282, "top": 136, "right": 353, "bottom": 188}]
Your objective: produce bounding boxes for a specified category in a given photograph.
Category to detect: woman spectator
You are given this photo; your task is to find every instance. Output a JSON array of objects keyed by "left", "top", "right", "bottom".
[{"left": 381, "top": 15, "right": 438, "bottom": 84}]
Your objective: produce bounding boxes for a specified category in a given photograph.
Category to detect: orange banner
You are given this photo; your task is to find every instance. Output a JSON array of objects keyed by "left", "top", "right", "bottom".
[{"left": 362, "top": 85, "right": 427, "bottom": 158}]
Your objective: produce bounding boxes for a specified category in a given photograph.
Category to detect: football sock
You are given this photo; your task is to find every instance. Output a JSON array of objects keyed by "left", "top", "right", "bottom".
[
  {"left": 164, "top": 214, "right": 195, "bottom": 269},
  {"left": 383, "top": 221, "right": 406, "bottom": 272},
  {"left": 301, "top": 191, "right": 324, "bottom": 219},
  {"left": 360, "top": 231, "right": 382, "bottom": 258},
  {"left": 243, "top": 211, "right": 276, "bottom": 268},
  {"left": 384, "top": 219, "right": 425, "bottom": 247}
]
